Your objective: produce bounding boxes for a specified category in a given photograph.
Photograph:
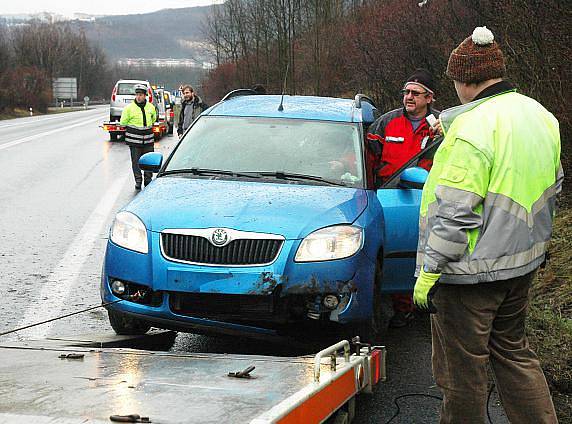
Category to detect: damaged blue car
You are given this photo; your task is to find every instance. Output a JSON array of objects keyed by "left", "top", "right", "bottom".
[{"left": 101, "top": 90, "right": 436, "bottom": 341}]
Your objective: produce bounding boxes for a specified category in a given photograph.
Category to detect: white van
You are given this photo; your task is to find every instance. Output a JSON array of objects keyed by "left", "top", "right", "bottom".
[{"left": 109, "top": 79, "right": 154, "bottom": 122}]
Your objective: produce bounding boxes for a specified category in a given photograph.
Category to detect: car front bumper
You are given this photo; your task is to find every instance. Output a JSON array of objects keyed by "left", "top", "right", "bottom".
[
  {"left": 110, "top": 106, "right": 124, "bottom": 118},
  {"left": 101, "top": 235, "right": 376, "bottom": 332}
]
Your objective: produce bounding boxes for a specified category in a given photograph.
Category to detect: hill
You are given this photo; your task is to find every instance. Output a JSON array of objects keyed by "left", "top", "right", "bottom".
[{"left": 70, "top": 6, "right": 218, "bottom": 62}]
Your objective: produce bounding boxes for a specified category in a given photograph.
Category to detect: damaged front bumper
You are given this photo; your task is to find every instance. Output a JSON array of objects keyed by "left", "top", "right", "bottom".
[{"left": 101, "top": 237, "right": 377, "bottom": 332}]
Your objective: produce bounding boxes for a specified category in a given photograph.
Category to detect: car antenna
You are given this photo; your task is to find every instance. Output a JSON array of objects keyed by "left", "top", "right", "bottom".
[{"left": 278, "top": 58, "right": 290, "bottom": 112}]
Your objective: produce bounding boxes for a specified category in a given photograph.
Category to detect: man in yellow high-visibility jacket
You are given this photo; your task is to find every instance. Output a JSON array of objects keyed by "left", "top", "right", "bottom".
[
  {"left": 414, "top": 26, "right": 562, "bottom": 423},
  {"left": 120, "top": 84, "right": 157, "bottom": 190}
]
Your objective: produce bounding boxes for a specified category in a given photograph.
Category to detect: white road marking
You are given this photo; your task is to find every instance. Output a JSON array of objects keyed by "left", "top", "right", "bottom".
[
  {"left": 0, "top": 109, "right": 103, "bottom": 129},
  {"left": 17, "top": 171, "right": 130, "bottom": 340},
  {"left": 0, "top": 114, "right": 106, "bottom": 151}
]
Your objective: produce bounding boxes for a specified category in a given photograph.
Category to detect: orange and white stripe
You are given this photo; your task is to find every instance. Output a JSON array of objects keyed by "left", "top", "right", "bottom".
[{"left": 251, "top": 346, "right": 384, "bottom": 424}]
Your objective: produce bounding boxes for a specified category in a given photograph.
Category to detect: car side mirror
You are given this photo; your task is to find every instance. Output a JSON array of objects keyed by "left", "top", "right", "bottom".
[
  {"left": 139, "top": 152, "right": 163, "bottom": 173},
  {"left": 399, "top": 167, "right": 429, "bottom": 189}
]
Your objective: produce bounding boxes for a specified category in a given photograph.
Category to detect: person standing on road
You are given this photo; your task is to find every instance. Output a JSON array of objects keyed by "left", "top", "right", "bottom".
[
  {"left": 414, "top": 26, "right": 562, "bottom": 423},
  {"left": 120, "top": 83, "right": 157, "bottom": 190},
  {"left": 367, "top": 68, "right": 441, "bottom": 328},
  {"left": 177, "top": 85, "right": 208, "bottom": 138}
]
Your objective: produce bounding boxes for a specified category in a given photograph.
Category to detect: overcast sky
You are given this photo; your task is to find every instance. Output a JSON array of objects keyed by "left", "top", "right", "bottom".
[{"left": 2, "top": 0, "right": 223, "bottom": 17}]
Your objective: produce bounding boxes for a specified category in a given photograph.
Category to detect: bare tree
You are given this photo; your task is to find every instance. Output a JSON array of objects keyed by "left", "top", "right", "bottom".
[{"left": 201, "top": 0, "right": 570, "bottom": 165}]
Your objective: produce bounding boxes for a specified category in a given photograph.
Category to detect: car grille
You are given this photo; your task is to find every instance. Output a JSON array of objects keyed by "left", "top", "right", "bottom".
[
  {"left": 161, "top": 233, "right": 283, "bottom": 265},
  {"left": 169, "top": 292, "right": 274, "bottom": 319}
]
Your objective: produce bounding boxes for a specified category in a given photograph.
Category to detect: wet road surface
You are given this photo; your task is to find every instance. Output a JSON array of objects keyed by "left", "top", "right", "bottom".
[{"left": 0, "top": 108, "right": 509, "bottom": 423}]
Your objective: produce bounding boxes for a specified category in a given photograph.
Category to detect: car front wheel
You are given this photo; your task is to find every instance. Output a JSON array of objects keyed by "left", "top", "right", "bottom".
[
  {"left": 352, "top": 260, "right": 392, "bottom": 344},
  {"left": 108, "top": 309, "right": 151, "bottom": 335}
]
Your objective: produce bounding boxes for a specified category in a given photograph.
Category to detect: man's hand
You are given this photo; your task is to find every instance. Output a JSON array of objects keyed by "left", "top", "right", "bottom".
[
  {"left": 432, "top": 119, "right": 443, "bottom": 136},
  {"left": 414, "top": 269, "right": 441, "bottom": 312}
]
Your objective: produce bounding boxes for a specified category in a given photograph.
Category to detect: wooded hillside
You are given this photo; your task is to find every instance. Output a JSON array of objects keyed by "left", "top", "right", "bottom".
[{"left": 202, "top": 0, "right": 571, "bottom": 175}]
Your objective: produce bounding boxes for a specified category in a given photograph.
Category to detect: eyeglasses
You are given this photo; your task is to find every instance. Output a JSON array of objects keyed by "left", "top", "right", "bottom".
[{"left": 401, "top": 89, "right": 429, "bottom": 97}]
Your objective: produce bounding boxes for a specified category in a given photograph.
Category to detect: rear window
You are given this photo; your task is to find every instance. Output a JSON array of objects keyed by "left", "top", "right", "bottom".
[{"left": 117, "top": 83, "right": 143, "bottom": 95}]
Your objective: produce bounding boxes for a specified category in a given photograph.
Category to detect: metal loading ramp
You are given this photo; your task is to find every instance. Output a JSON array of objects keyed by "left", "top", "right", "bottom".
[{"left": 0, "top": 333, "right": 385, "bottom": 424}]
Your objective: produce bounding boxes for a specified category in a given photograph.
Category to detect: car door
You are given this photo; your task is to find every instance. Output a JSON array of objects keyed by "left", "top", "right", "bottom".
[{"left": 375, "top": 139, "right": 441, "bottom": 292}]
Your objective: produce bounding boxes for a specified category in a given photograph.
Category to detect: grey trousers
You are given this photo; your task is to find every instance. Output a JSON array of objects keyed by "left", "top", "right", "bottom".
[
  {"left": 431, "top": 270, "right": 558, "bottom": 423},
  {"left": 129, "top": 143, "right": 154, "bottom": 185}
]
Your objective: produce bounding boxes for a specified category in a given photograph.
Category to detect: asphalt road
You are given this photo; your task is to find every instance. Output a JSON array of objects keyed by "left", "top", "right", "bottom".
[{"left": 0, "top": 108, "right": 509, "bottom": 423}]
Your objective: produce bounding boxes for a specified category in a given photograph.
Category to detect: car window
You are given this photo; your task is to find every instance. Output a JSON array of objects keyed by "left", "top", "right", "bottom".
[
  {"left": 117, "top": 83, "right": 138, "bottom": 95},
  {"left": 165, "top": 116, "right": 364, "bottom": 187}
]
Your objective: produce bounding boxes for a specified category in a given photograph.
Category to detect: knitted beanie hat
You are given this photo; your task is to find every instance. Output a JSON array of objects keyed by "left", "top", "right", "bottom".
[
  {"left": 446, "top": 27, "right": 506, "bottom": 83},
  {"left": 404, "top": 68, "right": 436, "bottom": 94}
]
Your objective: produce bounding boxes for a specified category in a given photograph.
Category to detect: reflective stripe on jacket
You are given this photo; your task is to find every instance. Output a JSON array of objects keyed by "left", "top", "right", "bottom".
[
  {"left": 124, "top": 125, "right": 154, "bottom": 145},
  {"left": 120, "top": 101, "right": 157, "bottom": 146},
  {"left": 416, "top": 88, "right": 562, "bottom": 284}
]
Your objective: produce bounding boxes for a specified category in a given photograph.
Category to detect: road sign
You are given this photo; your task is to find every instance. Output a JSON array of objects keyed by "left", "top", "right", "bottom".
[{"left": 53, "top": 78, "right": 77, "bottom": 101}]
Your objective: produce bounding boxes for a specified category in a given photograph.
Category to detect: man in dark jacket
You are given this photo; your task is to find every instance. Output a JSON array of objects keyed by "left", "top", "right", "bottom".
[{"left": 177, "top": 85, "right": 208, "bottom": 138}]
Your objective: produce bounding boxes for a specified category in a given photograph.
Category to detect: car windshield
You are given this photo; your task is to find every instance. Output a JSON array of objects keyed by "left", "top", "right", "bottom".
[
  {"left": 117, "top": 83, "right": 139, "bottom": 95},
  {"left": 165, "top": 116, "right": 364, "bottom": 187}
]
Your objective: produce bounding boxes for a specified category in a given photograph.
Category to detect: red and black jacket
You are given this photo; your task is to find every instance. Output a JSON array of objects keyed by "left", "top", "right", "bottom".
[{"left": 367, "top": 107, "right": 440, "bottom": 179}]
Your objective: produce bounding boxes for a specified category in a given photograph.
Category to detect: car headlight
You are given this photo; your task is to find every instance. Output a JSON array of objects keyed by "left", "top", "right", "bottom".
[
  {"left": 110, "top": 211, "right": 148, "bottom": 254},
  {"left": 295, "top": 225, "right": 363, "bottom": 262}
]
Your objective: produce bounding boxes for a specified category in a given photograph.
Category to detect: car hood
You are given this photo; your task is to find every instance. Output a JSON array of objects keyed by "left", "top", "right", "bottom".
[{"left": 125, "top": 177, "right": 368, "bottom": 239}]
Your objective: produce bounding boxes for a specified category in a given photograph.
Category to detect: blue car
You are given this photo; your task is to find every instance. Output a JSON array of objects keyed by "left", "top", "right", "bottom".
[{"left": 101, "top": 91, "right": 434, "bottom": 341}]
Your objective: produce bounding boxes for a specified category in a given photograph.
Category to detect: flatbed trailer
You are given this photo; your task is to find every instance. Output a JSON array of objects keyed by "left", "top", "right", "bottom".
[
  {"left": 0, "top": 333, "right": 386, "bottom": 424},
  {"left": 102, "top": 121, "right": 168, "bottom": 142}
]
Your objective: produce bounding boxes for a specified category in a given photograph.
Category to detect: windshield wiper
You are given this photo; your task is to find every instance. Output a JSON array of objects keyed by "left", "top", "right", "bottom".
[
  {"left": 160, "top": 168, "right": 261, "bottom": 178},
  {"left": 252, "top": 171, "right": 348, "bottom": 187},
  {"left": 160, "top": 168, "right": 348, "bottom": 186}
]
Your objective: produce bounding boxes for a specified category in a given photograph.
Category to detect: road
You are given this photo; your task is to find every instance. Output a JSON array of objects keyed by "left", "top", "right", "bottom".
[{"left": 0, "top": 108, "right": 509, "bottom": 423}]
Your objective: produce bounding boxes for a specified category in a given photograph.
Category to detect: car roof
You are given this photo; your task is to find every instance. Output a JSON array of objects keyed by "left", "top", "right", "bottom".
[
  {"left": 116, "top": 80, "right": 150, "bottom": 85},
  {"left": 205, "top": 95, "right": 366, "bottom": 123}
]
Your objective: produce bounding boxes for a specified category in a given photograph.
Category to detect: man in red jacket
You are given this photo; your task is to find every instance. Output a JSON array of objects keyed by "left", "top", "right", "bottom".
[{"left": 368, "top": 68, "right": 441, "bottom": 327}]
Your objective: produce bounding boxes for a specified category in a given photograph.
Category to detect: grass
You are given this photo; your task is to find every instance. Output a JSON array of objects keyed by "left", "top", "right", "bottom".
[
  {"left": 0, "top": 106, "right": 89, "bottom": 120},
  {"left": 0, "top": 108, "right": 33, "bottom": 120},
  {"left": 528, "top": 204, "right": 572, "bottom": 421}
]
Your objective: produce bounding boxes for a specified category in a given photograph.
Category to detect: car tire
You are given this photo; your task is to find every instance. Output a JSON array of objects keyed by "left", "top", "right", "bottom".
[
  {"left": 108, "top": 309, "right": 151, "bottom": 335},
  {"left": 168, "top": 124, "right": 173, "bottom": 135},
  {"left": 110, "top": 132, "right": 118, "bottom": 141},
  {"left": 352, "top": 260, "right": 392, "bottom": 344}
]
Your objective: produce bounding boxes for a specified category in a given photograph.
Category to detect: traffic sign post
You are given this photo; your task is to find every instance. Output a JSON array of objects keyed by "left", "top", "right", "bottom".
[{"left": 53, "top": 78, "right": 77, "bottom": 107}]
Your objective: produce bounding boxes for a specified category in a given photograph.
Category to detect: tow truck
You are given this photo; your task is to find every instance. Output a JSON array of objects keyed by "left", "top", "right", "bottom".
[
  {"left": 0, "top": 332, "right": 386, "bottom": 423},
  {"left": 102, "top": 119, "right": 168, "bottom": 142}
]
